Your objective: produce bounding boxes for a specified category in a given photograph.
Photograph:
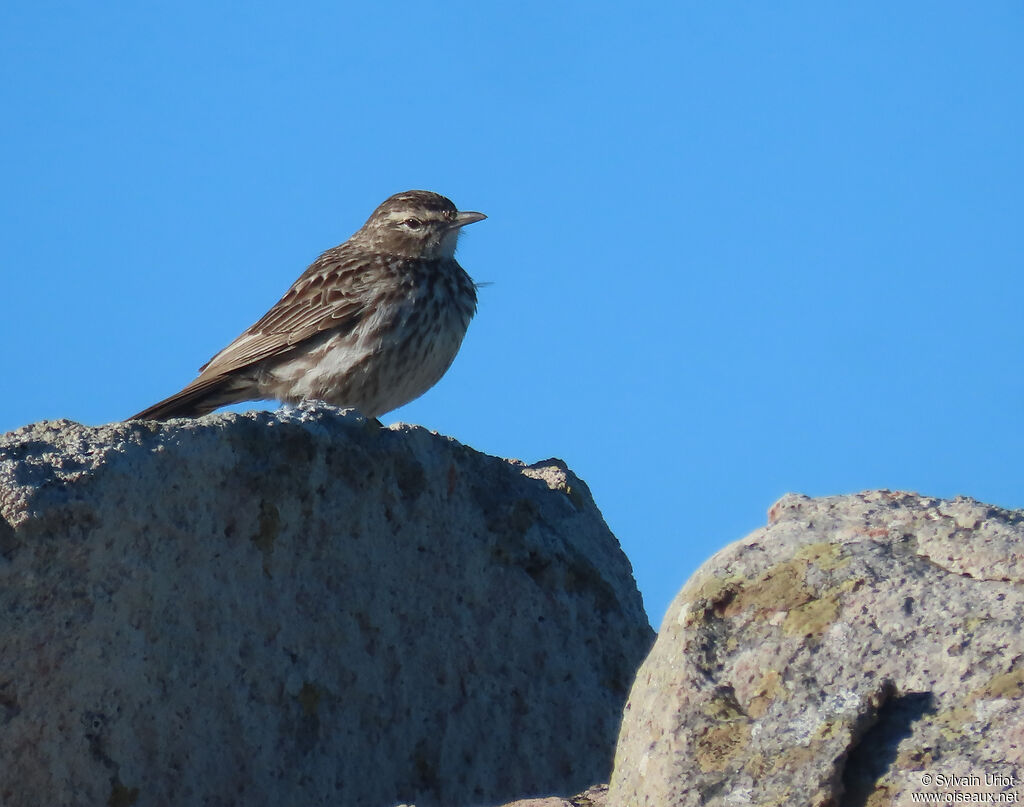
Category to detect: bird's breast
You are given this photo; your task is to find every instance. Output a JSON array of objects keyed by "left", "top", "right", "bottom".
[{"left": 262, "top": 258, "right": 476, "bottom": 417}]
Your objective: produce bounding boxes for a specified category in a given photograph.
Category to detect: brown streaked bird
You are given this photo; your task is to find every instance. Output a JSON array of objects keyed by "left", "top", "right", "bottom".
[{"left": 130, "top": 190, "right": 485, "bottom": 421}]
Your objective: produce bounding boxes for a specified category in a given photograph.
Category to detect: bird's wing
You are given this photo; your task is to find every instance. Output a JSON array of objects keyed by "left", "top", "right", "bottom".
[{"left": 197, "top": 249, "right": 372, "bottom": 378}]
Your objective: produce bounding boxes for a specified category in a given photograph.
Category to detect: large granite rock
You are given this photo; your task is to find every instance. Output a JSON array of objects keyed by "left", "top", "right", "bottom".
[
  {"left": 0, "top": 405, "right": 653, "bottom": 807},
  {"left": 608, "top": 491, "right": 1024, "bottom": 806}
]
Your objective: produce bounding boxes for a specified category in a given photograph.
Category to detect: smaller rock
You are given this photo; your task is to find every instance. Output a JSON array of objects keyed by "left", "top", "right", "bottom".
[{"left": 608, "top": 491, "right": 1024, "bottom": 807}]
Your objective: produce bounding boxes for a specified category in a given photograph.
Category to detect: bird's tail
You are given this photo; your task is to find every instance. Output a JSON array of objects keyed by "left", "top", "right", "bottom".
[{"left": 129, "top": 375, "right": 255, "bottom": 421}]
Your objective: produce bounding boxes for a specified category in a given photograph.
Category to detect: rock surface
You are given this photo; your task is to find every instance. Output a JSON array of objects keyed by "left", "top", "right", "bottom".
[
  {"left": 0, "top": 405, "right": 652, "bottom": 807},
  {"left": 493, "top": 783, "right": 608, "bottom": 806},
  {"left": 608, "top": 490, "right": 1024, "bottom": 806}
]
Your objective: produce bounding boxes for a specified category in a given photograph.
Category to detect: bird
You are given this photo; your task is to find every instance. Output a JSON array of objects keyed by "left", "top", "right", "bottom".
[{"left": 130, "top": 190, "right": 486, "bottom": 421}]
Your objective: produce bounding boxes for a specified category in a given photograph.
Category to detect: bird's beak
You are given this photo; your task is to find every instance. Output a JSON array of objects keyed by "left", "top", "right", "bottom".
[{"left": 452, "top": 211, "right": 487, "bottom": 228}]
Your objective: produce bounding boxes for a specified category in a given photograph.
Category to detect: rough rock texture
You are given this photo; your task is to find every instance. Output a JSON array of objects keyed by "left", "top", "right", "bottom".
[
  {"left": 0, "top": 405, "right": 653, "bottom": 807},
  {"left": 493, "top": 783, "right": 608, "bottom": 806},
  {"left": 609, "top": 490, "right": 1024, "bottom": 807}
]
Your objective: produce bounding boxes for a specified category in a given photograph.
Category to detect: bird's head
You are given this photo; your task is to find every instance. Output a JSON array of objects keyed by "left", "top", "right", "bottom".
[{"left": 352, "top": 190, "right": 486, "bottom": 260}]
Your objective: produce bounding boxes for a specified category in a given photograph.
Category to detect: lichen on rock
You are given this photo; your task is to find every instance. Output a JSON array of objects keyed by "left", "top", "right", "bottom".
[{"left": 608, "top": 490, "right": 1024, "bottom": 807}]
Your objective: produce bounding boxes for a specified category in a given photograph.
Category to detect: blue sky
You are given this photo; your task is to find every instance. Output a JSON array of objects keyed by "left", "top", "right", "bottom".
[{"left": 2, "top": 3, "right": 1022, "bottom": 625}]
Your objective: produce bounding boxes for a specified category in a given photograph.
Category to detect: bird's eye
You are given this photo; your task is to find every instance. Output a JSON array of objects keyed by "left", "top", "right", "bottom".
[{"left": 403, "top": 218, "right": 423, "bottom": 229}]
